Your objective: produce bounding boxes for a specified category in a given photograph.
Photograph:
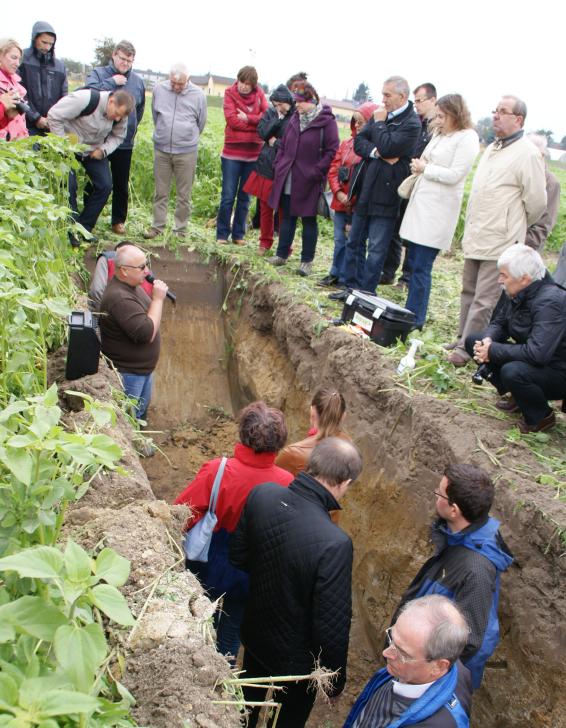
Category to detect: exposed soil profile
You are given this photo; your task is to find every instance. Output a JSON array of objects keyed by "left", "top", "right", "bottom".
[{"left": 71, "top": 248, "right": 565, "bottom": 727}]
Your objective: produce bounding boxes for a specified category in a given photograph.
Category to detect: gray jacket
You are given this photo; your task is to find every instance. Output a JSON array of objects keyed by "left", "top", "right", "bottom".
[
  {"left": 86, "top": 62, "right": 145, "bottom": 150},
  {"left": 47, "top": 90, "right": 127, "bottom": 157},
  {"left": 152, "top": 80, "right": 207, "bottom": 154}
]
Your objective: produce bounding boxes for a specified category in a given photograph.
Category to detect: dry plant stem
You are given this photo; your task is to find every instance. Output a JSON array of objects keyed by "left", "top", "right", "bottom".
[{"left": 127, "top": 555, "right": 185, "bottom": 639}]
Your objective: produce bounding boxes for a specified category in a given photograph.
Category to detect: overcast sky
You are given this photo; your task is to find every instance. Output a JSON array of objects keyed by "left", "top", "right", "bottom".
[{"left": 10, "top": 0, "right": 566, "bottom": 141}]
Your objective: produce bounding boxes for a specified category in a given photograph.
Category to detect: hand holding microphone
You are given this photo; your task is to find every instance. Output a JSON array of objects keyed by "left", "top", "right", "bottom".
[{"left": 146, "top": 274, "right": 176, "bottom": 303}]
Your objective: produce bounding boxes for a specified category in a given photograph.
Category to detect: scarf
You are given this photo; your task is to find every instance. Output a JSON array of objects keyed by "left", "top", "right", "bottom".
[{"left": 299, "top": 102, "right": 322, "bottom": 131}]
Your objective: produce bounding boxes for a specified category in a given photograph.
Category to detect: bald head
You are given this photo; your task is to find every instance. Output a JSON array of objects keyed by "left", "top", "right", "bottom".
[
  {"left": 114, "top": 245, "right": 148, "bottom": 286},
  {"left": 306, "top": 437, "right": 362, "bottom": 490},
  {"left": 400, "top": 595, "right": 469, "bottom": 664}
]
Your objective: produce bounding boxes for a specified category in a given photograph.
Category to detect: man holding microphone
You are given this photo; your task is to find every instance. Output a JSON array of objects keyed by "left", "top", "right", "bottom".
[{"left": 99, "top": 244, "right": 169, "bottom": 423}]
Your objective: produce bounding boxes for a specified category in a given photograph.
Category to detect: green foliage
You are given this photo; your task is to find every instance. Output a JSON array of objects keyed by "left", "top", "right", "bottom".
[
  {"left": 92, "top": 38, "right": 115, "bottom": 68},
  {"left": 0, "top": 134, "right": 137, "bottom": 725}
]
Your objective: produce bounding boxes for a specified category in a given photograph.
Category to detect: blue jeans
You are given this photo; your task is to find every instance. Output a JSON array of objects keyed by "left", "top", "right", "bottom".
[
  {"left": 343, "top": 212, "right": 370, "bottom": 289},
  {"left": 404, "top": 242, "right": 440, "bottom": 327},
  {"left": 69, "top": 155, "right": 113, "bottom": 232},
  {"left": 330, "top": 211, "right": 352, "bottom": 281},
  {"left": 213, "top": 592, "right": 246, "bottom": 666},
  {"left": 276, "top": 193, "right": 318, "bottom": 262},
  {"left": 362, "top": 215, "right": 398, "bottom": 293},
  {"left": 216, "top": 158, "right": 255, "bottom": 241},
  {"left": 120, "top": 372, "right": 153, "bottom": 420}
]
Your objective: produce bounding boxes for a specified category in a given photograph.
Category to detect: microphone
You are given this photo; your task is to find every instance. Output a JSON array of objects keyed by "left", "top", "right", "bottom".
[{"left": 145, "top": 274, "right": 176, "bottom": 303}]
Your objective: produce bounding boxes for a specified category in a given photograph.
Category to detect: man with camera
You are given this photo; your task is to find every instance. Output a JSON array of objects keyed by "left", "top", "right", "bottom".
[
  {"left": 47, "top": 88, "right": 134, "bottom": 246},
  {"left": 466, "top": 244, "right": 566, "bottom": 434},
  {"left": 18, "top": 21, "right": 68, "bottom": 136}
]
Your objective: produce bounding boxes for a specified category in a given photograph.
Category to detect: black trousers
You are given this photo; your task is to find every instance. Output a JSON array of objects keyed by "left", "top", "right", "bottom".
[
  {"left": 382, "top": 199, "right": 411, "bottom": 283},
  {"left": 108, "top": 147, "right": 133, "bottom": 224},
  {"left": 465, "top": 334, "right": 566, "bottom": 424},
  {"left": 69, "top": 155, "right": 112, "bottom": 232},
  {"left": 242, "top": 650, "right": 317, "bottom": 728}
]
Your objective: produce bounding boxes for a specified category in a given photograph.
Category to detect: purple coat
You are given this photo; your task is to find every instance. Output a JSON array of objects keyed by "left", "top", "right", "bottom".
[{"left": 268, "top": 105, "right": 339, "bottom": 217}]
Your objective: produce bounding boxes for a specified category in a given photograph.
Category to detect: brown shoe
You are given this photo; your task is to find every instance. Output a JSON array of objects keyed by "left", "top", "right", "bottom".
[
  {"left": 443, "top": 341, "right": 458, "bottom": 351},
  {"left": 448, "top": 352, "right": 470, "bottom": 368},
  {"left": 112, "top": 223, "right": 126, "bottom": 235},
  {"left": 143, "top": 228, "right": 160, "bottom": 240},
  {"left": 233, "top": 239, "right": 247, "bottom": 246},
  {"left": 257, "top": 248, "right": 268, "bottom": 256},
  {"left": 217, "top": 239, "right": 229, "bottom": 244},
  {"left": 495, "top": 397, "right": 520, "bottom": 413},
  {"left": 517, "top": 411, "right": 556, "bottom": 434}
]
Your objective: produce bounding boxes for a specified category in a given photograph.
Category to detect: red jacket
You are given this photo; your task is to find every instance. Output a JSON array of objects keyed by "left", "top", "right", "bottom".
[
  {"left": 0, "top": 70, "right": 28, "bottom": 141},
  {"left": 174, "top": 442, "right": 293, "bottom": 532},
  {"left": 0, "top": 103, "right": 9, "bottom": 130},
  {"left": 221, "top": 83, "right": 268, "bottom": 162},
  {"left": 328, "top": 101, "right": 377, "bottom": 212}
]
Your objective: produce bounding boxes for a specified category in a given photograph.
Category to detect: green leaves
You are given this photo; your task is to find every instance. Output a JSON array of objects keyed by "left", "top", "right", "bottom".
[
  {"left": 90, "top": 585, "right": 135, "bottom": 627},
  {"left": 0, "top": 597, "right": 67, "bottom": 641},
  {"left": 0, "top": 547, "right": 63, "bottom": 580},
  {"left": 94, "top": 549, "right": 130, "bottom": 587},
  {"left": 54, "top": 623, "right": 107, "bottom": 692}
]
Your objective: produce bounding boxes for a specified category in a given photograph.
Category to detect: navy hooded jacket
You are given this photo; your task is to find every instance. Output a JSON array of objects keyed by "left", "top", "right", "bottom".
[
  {"left": 18, "top": 21, "right": 68, "bottom": 131},
  {"left": 392, "top": 517, "right": 513, "bottom": 690},
  {"left": 86, "top": 61, "right": 145, "bottom": 150}
]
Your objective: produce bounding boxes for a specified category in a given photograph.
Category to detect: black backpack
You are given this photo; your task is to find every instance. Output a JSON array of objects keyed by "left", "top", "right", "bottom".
[{"left": 75, "top": 87, "right": 101, "bottom": 117}]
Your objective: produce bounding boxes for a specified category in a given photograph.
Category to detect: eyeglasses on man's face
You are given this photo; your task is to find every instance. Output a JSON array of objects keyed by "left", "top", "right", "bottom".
[
  {"left": 434, "top": 491, "right": 451, "bottom": 501},
  {"left": 414, "top": 96, "right": 430, "bottom": 104},
  {"left": 385, "top": 627, "right": 431, "bottom": 664},
  {"left": 115, "top": 54, "right": 134, "bottom": 65},
  {"left": 492, "top": 108, "right": 517, "bottom": 117},
  {"left": 121, "top": 262, "right": 147, "bottom": 271}
]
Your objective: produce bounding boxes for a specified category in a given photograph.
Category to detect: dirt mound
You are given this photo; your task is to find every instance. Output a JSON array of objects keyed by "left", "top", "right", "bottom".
[{"left": 56, "top": 360, "right": 242, "bottom": 728}]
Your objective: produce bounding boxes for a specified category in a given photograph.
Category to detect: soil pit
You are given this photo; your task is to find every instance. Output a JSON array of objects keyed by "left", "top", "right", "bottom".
[{"left": 112, "top": 249, "right": 564, "bottom": 728}]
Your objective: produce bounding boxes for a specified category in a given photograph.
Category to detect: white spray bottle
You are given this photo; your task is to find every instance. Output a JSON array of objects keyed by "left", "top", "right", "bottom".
[{"left": 397, "top": 339, "right": 423, "bottom": 375}]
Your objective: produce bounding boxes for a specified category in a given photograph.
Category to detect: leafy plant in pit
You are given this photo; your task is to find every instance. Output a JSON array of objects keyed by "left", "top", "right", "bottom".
[
  {"left": 0, "top": 385, "right": 122, "bottom": 556},
  {"left": 0, "top": 540, "right": 136, "bottom": 726}
]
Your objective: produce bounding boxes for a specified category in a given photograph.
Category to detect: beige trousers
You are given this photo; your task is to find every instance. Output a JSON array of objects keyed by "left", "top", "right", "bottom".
[
  {"left": 455, "top": 258, "right": 501, "bottom": 358},
  {"left": 152, "top": 149, "right": 198, "bottom": 232}
]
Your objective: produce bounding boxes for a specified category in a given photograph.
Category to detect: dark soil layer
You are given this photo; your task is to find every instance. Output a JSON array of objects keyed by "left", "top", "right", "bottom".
[
  {"left": 143, "top": 250, "right": 565, "bottom": 728},
  {"left": 76, "top": 248, "right": 565, "bottom": 727}
]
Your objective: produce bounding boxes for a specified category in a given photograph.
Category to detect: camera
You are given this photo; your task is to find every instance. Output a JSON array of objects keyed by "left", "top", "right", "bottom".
[
  {"left": 338, "top": 165, "right": 351, "bottom": 184},
  {"left": 14, "top": 98, "right": 31, "bottom": 115},
  {"left": 471, "top": 363, "right": 493, "bottom": 385}
]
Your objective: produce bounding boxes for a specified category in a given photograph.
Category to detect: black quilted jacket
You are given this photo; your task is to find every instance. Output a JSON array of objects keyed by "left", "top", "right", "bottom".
[{"left": 230, "top": 472, "right": 353, "bottom": 695}]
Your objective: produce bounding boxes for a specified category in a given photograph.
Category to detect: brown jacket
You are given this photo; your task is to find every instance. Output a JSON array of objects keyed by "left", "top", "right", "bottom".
[{"left": 276, "top": 430, "right": 351, "bottom": 476}]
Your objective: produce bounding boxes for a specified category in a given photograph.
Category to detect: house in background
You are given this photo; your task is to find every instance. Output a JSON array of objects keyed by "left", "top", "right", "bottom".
[
  {"left": 191, "top": 73, "right": 236, "bottom": 96},
  {"left": 321, "top": 97, "right": 359, "bottom": 126}
]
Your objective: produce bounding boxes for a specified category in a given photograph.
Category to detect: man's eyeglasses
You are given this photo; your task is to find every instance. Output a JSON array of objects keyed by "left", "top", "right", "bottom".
[
  {"left": 115, "top": 54, "right": 134, "bottom": 65},
  {"left": 434, "top": 491, "right": 451, "bottom": 501},
  {"left": 414, "top": 97, "right": 430, "bottom": 104},
  {"left": 492, "top": 108, "right": 517, "bottom": 117},
  {"left": 385, "top": 628, "right": 431, "bottom": 664},
  {"left": 121, "top": 262, "right": 147, "bottom": 270}
]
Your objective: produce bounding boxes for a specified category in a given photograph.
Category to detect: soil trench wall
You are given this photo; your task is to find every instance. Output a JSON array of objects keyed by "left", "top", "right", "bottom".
[{"left": 213, "top": 263, "right": 564, "bottom": 728}]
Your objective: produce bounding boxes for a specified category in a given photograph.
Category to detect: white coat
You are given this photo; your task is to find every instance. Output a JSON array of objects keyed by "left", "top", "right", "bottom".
[{"left": 399, "top": 128, "right": 480, "bottom": 250}]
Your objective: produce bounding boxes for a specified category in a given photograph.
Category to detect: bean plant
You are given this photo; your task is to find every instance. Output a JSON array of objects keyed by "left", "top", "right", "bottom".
[{"left": 0, "top": 136, "right": 139, "bottom": 724}]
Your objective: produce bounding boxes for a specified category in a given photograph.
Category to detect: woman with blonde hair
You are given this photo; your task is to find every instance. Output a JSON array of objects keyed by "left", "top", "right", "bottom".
[
  {"left": 0, "top": 39, "right": 28, "bottom": 141},
  {"left": 276, "top": 387, "right": 350, "bottom": 476},
  {"left": 400, "top": 93, "right": 479, "bottom": 329}
]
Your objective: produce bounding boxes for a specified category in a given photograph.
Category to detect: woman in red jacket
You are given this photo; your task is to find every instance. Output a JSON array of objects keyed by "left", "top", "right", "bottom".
[
  {"left": 174, "top": 401, "right": 292, "bottom": 664},
  {"left": 0, "top": 39, "right": 28, "bottom": 141},
  {"left": 318, "top": 103, "right": 377, "bottom": 288},
  {"left": 216, "top": 66, "right": 268, "bottom": 246}
]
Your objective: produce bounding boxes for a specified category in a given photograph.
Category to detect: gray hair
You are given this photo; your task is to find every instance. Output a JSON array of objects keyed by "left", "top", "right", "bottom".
[
  {"left": 115, "top": 245, "right": 142, "bottom": 268},
  {"left": 307, "top": 437, "right": 362, "bottom": 487},
  {"left": 384, "top": 75, "right": 410, "bottom": 97},
  {"left": 502, "top": 95, "right": 527, "bottom": 125},
  {"left": 497, "top": 244, "right": 546, "bottom": 281},
  {"left": 170, "top": 62, "right": 188, "bottom": 81},
  {"left": 527, "top": 133, "right": 549, "bottom": 159},
  {"left": 400, "top": 595, "right": 469, "bottom": 664}
]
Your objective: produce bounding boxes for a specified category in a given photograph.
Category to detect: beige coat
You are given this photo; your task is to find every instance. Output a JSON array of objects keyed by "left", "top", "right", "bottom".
[
  {"left": 399, "top": 128, "right": 479, "bottom": 250},
  {"left": 461, "top": 136, "right": 547, "bottom": 260}
]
